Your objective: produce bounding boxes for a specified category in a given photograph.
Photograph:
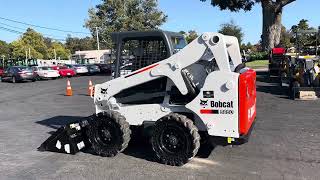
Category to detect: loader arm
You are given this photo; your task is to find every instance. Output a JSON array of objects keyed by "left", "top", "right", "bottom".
[{"left": 94, "top": 33, "right": 242, "bottom": 112}]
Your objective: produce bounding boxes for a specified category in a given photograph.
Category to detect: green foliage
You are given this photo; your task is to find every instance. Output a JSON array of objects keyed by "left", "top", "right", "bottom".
[
  {"left": 185, "top": 30, "right": 198, "bottom": 43},
  {"left": 85, "top": 0, "right": 167, "bottom": 48},
  {"left": 290, "top": 19, "right": 318, "bottom": 47},
  {"left": 65, "top": 36, "right": 95, "bottom": 54},
  {"left": 248, "top": 51, "right": 268, "bottom": 61},
  {"left": 0, "top": 40, "right": 11, "bottom": 57},
  {"left": 201, "top": 0, "right": 297, "bottom": 50},
  {"left": 218, "top": 20, "right": 244, "bottom": 45},
  {"left": 8, "top": 28, "right": 71, "bottom": 60},
  {"left": 21, "top": 28, "right": 49, "bottom": 59},
  {"left": 11, "top": 39, "right": 43, "bottom": 59},
  {"left": 48, "top": 42, "right": 71, "bottom": 60},
  {"left": 241, "top": 42, "right": 254, "bottom": 51},
  {"left": 200, "top": 0, "right": 255, "bottom": 11},
  {"left": 280, "top": 25, "right": 292, "bottom": 48}
]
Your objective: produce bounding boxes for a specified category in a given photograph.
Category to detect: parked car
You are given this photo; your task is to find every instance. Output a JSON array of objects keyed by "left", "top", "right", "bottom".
[
  {"left": 86, "top": 64, "right": 100, "bottom": 75},
  {"left": 94, "top": 63, "right": 112, "bottom": 75},
  {"left": 32, "top": 66, "right": 60, "bottom": 80},
  {"left": 1, "top": 66, "right": 36, "bottom": 83},
  {"left": 66, "top": 64, "right": 88, "bottom": 75},
  {"left": 0, "top": 68, "right": 3, "bottom": 77},
  {"left": 51, "top": 66, "right": 76, "bottom": 77}
]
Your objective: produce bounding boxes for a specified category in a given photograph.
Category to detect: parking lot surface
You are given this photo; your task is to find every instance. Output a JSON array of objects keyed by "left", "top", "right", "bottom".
[{"left": 0, "top": 72, "right": 319, "bottom": 180}]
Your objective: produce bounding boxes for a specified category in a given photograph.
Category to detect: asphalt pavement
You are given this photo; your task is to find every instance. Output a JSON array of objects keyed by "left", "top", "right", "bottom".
[{"left": 0, "top": 72, "right": 319, "bottom": 180}]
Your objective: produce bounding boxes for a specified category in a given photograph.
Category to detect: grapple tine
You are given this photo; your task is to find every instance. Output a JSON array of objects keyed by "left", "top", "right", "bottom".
[{"left": 38, "top": 120, "right": 90, "bottom": 155}]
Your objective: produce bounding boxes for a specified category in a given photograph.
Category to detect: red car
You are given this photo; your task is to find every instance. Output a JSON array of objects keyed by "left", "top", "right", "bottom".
[
  {"left": 51, "top": 66, "right": 76, "bottom": 77},
  {"left": 0, "top": 68, "right": 3, "bottom": 76}
]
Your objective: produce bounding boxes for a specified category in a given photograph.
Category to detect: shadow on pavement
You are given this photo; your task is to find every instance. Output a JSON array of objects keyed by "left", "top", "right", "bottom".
[
  {"left": 256, "top": 71, "right": 289, "bottom": 98},
  {"left": 36, "top": 116, "right": 84, "bottom": 132}
]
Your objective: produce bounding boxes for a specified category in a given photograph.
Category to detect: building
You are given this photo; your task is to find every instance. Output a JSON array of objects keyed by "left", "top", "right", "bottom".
[{"left": 72, "top": 49, "right": 112, "bottom": 64}]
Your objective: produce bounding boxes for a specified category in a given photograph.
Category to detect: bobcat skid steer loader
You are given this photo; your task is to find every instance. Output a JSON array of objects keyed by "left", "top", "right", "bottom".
[{"left": 39, "top": 31, "right": 257, "bottom": 166}]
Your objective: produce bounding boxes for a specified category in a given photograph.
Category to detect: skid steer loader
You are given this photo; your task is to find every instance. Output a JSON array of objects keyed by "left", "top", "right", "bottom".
[{"left": 39, "top": 31, "right": 257, "bottom": 166}]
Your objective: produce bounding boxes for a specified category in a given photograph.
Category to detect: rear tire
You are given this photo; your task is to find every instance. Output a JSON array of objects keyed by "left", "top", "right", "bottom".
[
  {"left": 86, "top": 111, "right": 131, "bottom": 157},
  {"left": 151, "top": 113, "right": 200, "bottom": 166}
]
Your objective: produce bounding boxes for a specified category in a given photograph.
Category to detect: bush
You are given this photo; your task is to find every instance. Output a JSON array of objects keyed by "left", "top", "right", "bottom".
[{"left": 247, "top": 52, "right": 269, "bottom": 61}]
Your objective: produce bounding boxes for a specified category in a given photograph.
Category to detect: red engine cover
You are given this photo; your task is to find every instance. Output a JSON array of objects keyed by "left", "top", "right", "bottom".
[
  {"left": 272, "top": 48, "right": 285, "bottom": 55},
  {"left": 238, "top": 69, "right": 256, "bottom": 135}
]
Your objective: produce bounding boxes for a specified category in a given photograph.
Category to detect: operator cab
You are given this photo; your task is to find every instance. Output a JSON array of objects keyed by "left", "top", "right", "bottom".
[{"left": 111, "top": 30, "right": 187, "bottom": 78}]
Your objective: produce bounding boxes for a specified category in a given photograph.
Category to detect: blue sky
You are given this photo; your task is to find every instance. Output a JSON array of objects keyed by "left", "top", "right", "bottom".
[{"left": 0, "top": 0, "right": 319, "bottom": 44}]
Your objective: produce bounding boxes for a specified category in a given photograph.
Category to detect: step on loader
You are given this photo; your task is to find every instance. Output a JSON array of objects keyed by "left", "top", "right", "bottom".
[{"left": 39, "top": 30, "right": 257, "bottom": 166}]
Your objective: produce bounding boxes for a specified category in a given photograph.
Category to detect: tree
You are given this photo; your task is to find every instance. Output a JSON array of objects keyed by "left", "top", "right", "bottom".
[
  {"left": 290, "top": 19, "right": 317, "bottom": 47},
  {"left": 201, "top": 0, "right": 296, "bottom": 50},
  {"left": 10, "top": 39, "right": 43, "bottom": 59},
  {"left": 0, "top": 40, "right": 11, "bottom": 57},
  {"left": 65, "top": 36, "right": 95, "bottom": 53},
  {"left": 21, "top": 28, "right": 49, "bottom": 59},
  {"left": 85, "top": 0, "right": 167, "bottom": 48},
  {"left": 218, "top": 20, "right": 244, "bottom": 45},
  {"left": 185, "top": 30, "right": 198, "bottom": 43},
  {"left": 48, "top": 42, "right": 71, "bottom": 60},
  {"left": 279, "top": 25, "right": 292, "bottom": 48}
]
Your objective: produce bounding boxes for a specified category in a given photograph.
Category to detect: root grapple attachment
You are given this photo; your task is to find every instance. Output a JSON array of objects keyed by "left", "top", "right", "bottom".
[{"left": 38, "top": 120, "right": 89, "bottom": 154}]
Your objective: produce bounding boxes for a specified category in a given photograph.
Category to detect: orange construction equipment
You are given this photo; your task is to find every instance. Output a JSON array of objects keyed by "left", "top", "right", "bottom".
[
  {"left": 88, "top": 80, "right": 94, "bottom": 96},
  {"left": 66, "top": 79, "right": 73, "bottom": 96}
]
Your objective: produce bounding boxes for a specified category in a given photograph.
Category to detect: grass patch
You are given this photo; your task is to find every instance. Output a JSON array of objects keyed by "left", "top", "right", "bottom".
[{"left": 245, "top": 60, "right": 268, "bottom": 68}]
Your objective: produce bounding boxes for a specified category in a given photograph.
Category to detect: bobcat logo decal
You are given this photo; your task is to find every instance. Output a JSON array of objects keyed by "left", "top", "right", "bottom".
[
  {"left": 101, "top": 88, "right": 108, "bottom": 94},
  {"left": 200, "top": 99, "right": 208, "bottom": 106}
]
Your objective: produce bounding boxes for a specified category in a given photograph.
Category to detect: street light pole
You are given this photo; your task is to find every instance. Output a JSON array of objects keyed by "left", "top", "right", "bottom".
[{"left": 95, "top": 27, "right": 100, "bottom": 50}]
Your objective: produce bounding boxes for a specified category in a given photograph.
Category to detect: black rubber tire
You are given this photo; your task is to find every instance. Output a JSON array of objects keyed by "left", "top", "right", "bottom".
[
  {"left": 151, "top": 113, "right": 200, "bottom": 166},
  {"left": 86, "top": 111, "right": 131, "bottom": 157}
]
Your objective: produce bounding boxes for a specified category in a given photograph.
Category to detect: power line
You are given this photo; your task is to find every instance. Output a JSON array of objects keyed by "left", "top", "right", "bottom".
[
  {"left": 0, "top": 22, "right": 67, "bottom": 40},
  {"left": 0, "top": 16, "right": 91, "bottom": 35},
  {"left": 0, "top": 26, "right": 24, "bottom": 35},
  {"left": 0, "top": 25, "right": 66, "bottom": 41}
]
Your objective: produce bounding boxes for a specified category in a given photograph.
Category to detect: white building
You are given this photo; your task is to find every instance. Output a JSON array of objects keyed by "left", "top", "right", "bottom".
[{"left": 72, "top": 49, "right": 112, "bottom": 64}]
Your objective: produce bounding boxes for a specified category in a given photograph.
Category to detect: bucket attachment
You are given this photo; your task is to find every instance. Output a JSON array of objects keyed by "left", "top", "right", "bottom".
[{"left": 38, "top": 120, "right": 90, "bottom": 154}]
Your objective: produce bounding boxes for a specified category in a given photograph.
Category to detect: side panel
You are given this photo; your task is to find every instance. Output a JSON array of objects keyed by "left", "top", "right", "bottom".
[
  {"left": 238, "top": 69, "right": 256, "bottom": 135},
  {"left": 185, "top": 71, "right": 240, "bottom": 138}
]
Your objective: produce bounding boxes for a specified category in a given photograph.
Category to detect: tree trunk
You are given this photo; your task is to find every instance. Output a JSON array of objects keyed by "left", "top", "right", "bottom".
[{"left": 261, "top": 2, "right": 283, "bottom": 51}]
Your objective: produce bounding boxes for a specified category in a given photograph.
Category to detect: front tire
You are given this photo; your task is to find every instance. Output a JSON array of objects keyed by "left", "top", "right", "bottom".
[
  {"left": 86, "top": 111, "right": 131, "bottom": 157},
  {"left": 151, "top": 113, "right": 200, "bottom": 166}
]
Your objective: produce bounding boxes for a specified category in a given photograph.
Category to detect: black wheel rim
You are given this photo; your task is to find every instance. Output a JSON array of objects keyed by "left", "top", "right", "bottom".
[
  {"left": 95, "top": 120, "right": 121, "bottom": 148},
  {"left": 159, "top": 125, "right": 189, "bottom": 155}
]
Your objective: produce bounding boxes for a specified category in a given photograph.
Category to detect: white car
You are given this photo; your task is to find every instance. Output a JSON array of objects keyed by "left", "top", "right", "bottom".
[
  {"left": 67, "top": 64, "right": 88, "bottom": 75},
  {"left": 32, "top": 66, "right": 60, "bottom": 79}
]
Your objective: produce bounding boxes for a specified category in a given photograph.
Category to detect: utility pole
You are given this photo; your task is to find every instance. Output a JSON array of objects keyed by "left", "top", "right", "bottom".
[
  {"left": 54, "top": 49, "right": 57, "bottom": 60},
  {"left": 28, "top": 47, "right": 31, "bottom": 59},
  {"left": 95, "top": 27, "right": 100, "bottom": 50},
  {"left": 25, "top": 50, "right": 28, "bottom": 65}
]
